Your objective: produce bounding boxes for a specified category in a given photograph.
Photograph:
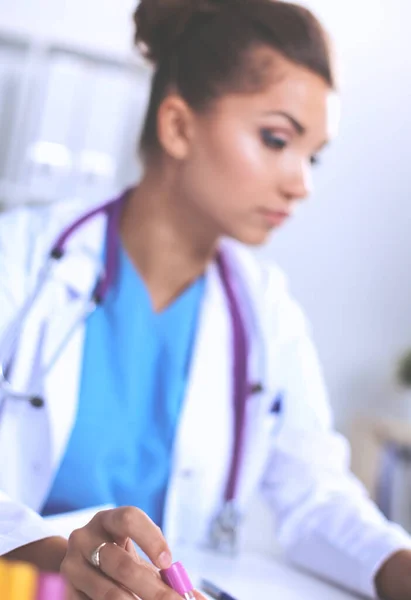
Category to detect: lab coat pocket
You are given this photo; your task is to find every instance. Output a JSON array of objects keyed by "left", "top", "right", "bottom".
[{"left": 236, "top": 390, "right": 283, "bottom": 508}]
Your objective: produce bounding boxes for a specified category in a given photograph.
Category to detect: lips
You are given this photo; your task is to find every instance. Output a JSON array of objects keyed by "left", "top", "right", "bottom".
[{"left": 259, "top": 208, "right": 291, "bottom": 226}]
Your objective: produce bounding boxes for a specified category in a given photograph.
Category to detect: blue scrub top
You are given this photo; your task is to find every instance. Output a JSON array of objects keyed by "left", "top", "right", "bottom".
[{"left": 42, "top": 244, "right": 205, "bottom": 526}]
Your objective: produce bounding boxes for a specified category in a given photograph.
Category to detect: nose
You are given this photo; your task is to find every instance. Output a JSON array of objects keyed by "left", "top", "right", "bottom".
[{"left": 281, "top": 160, "right": 313, "bottom": 202}]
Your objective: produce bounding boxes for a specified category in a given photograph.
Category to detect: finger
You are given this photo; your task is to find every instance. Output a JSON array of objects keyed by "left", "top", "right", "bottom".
[
  {"left": 66, "top": 583, "right": 90, "bottom": 600},
  {"left": 125, "top": 537, "right": 140, "bottom": 561},
  {"left": 193, "top": 592, "right": 209, "bottom": 600},
  {"left": 62, "top": 555, "right": 133, "bottom": 600},
  {"left": 69, "top": 528, "right": 140, "bottom": 573},
  {"left": 101, "top": 507, "right": 172, "bottom": 569},
  {"left": 97, "top": 541, "right": 182, "bottom": 600},
  {"left": 87, "top": 510, "right": 128, "bottom": 546}
]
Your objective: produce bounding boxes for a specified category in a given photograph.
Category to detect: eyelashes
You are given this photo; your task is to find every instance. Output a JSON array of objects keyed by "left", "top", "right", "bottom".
[
  {"left": 260, "top": 129, "right": 287, "bottom": 150},
  {"left": 260, "top": 128, "right": 321, "bottom": 167}
]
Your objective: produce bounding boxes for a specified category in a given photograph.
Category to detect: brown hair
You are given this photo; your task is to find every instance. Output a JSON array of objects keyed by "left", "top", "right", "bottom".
[{"left": 133, "top": 0, "right": 335, "bottom": 157}]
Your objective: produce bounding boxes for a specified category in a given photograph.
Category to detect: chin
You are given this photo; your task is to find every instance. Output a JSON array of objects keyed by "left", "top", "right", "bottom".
[{"left": 231, "top": 227, "right": 273, "bottom": 247}]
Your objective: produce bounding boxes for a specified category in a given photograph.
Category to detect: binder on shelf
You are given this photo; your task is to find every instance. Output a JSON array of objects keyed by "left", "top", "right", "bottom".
[
  {"left": 73, "top": 63, "right": 141, "bottom": 204},
  {"left": 116, "top": 68, "right": 151, "bottom": 189},
  {"left": 0, "top": 29, "right": 151, "bottom": 208},
  {"left": 17, "top": 52, "right": 89, "bottom": 203},
  {"left": 0, "top": 44, "right": 26, "bottom": 184}
]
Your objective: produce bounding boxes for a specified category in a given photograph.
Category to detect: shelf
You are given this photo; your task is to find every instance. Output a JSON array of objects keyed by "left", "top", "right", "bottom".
[
  {"left": 0, "top": 26, "right": 149, "bottom": 209},
  {"left": 0, "top": 26, "right": 151, "bottom": 74}
]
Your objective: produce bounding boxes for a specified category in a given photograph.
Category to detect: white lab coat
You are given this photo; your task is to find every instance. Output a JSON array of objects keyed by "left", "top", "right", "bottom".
[{"left": 0, "top": 199, "right": 410, "bottom": 599}]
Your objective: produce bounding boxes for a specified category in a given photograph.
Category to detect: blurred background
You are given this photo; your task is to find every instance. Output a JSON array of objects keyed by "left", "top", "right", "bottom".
[{"left": 1, "top": 0, "right": 411, "bottom": 549}]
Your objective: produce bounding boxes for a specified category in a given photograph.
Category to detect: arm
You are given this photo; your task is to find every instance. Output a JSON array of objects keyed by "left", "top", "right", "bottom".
[
  {"left": 5, "top": 538, "right": 67, "bottom": 572},
  {"left": 0, "top": 490, "right": 67, "bottom": 569},
  {"left": 260, "top": 277, "right": 411, "bottom": 599},
  {"left": 0, "top": 202, "right": 85, "bottom": 569}
]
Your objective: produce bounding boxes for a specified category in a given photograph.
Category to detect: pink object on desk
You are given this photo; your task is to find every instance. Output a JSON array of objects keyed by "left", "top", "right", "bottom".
[
  {"left": 36, "top": 573, "right": 67, "bottom": 600},
  {"left": 160, "top": 561, "right": 195, "bottom": 599}
]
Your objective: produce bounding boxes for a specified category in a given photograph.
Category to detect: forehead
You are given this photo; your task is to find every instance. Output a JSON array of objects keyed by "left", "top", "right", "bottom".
[{"left": 208, "top": 52, "right": 339, "bottom": 139}]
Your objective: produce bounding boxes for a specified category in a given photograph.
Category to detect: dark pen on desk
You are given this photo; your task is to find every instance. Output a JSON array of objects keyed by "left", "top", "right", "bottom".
[{"left": 200, "top": 579, "right": 238, "bottom": 600}]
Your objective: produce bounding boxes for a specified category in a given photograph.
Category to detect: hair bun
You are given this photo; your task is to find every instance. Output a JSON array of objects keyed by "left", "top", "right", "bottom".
[{"left": 133, "top": 0, "right": 219, "bottom": 64}]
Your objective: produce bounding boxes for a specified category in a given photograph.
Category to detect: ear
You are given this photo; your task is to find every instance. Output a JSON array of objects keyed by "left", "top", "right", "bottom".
[{"left": 157, "top": 95, "right": 195, "bottom": 160}]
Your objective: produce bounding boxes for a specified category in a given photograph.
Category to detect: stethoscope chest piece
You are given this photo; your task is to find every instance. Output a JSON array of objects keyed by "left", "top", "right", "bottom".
[{"left": 207, "top": 502, "right": 242, "bottom": 556}]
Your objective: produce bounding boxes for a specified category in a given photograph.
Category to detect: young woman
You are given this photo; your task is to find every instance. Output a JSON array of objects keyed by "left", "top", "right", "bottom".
[{"left": 1, "top": 1, "right": 411, "bottom": 599}]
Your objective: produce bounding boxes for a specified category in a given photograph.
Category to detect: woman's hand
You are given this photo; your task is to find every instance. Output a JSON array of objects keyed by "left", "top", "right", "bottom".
[
  {"left": 5, "top": 536, "right": 68, "bottom": 572},
  {"left": 375, "top": 550, "right": 411, "bottom": 600},
  {"left": 61, "top": 506, "right": 204, "bottom": 600}
]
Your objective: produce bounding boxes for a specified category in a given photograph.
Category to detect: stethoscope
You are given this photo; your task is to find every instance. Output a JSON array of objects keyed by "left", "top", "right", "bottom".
[
  {"left": 0, "top": 196, "right": 121, "bottom": 409},
  {"left": 0, "top": 190, "right": 266, "bottom": 554}
]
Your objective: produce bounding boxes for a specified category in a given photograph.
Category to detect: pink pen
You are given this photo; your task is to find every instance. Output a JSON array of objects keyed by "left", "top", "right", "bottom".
[
  {"left": 160, "top": 561, "right": 195, "bottom": 599},
  {"left": 36, "top": 573, "right": 67, "bottom": 600}
]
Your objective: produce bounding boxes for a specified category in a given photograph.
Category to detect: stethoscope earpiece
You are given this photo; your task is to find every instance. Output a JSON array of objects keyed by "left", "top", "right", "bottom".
[
  {"left": 249, "top": 382, "right": 264, "bottom": 395},
  {"left": 50, "top": 248, "right": 64, "bottom": 260},
  {"left": 92, "top": 292, "right": 103, "bottom": 306},
  {"left": 30, "top": 396, "right": 45, "bottom": 409}
]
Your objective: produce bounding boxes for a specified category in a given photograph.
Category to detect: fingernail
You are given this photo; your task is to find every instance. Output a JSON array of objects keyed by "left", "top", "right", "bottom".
[{"left": 158, "top": 550, "right": 172, "bottom": 569}]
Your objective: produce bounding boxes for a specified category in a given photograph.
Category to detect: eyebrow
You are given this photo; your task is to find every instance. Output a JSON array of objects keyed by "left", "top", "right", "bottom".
[
  {"left": 264, "top": 110, "right": 330, "bottom": 152},
  {"left": 264, "top": 111, "right": 306, "bottom": 135}
]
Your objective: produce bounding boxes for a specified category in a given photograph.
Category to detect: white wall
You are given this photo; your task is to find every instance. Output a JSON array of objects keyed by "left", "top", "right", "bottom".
[
  {"left": 1, "top": 0, "right": 411, "bottom": 431},
  {"left": 257, "top": 0, "right": 411, "bottom": 431}
]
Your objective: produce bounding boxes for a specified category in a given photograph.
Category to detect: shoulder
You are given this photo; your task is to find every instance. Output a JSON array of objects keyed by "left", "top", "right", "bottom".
[
  {"left": 0, "top": 199, "right": 91, "bottom": 325},
  {"left": 221, "top": 239, "right": 310, "bottom": 342},
  {"left": 0, "top": 198, "right": 89, "bottom": 259},
  {"left": 221, "top": 238, "right": 287, "bottom": 291},
  {"left": 222, "top": 241, "right": 331, "bottom": 427}
]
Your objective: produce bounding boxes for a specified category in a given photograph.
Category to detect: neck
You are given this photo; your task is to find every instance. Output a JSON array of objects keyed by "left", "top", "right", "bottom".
[{"left": 120, "top": 173, "right": 219, "bottom": 311}]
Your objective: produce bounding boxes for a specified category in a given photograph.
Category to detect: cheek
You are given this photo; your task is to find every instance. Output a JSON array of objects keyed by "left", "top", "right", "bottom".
[{"left": 198, "top": 125, "right": 270, "bottom": 188}]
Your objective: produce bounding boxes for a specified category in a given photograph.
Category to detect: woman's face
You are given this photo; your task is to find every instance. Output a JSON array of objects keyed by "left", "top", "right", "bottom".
[{"left": 174, "top": 51, "right": 339, "bottom": 246}]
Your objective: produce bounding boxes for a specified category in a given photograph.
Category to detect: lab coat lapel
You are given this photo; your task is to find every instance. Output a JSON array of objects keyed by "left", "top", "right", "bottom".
[
  {"left": 42, "top": 210, "right": 107, "bottom": 476},
  {"left": 163, "top": 244, "right": 283, "bottom": 545},
  {"left": 0, "top": 207, "right": 107, "bottom": 509},
  {"left": 164, "top": 261, "right": 235, "bottom": 546}
]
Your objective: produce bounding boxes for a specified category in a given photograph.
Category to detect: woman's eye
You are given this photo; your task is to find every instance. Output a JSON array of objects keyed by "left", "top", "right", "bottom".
[
  {"left": 260, "top": 129, "right": 288, "bottom": 150},
  {"left": 310, "top": 154, "right": 320, "bottom": 167}
]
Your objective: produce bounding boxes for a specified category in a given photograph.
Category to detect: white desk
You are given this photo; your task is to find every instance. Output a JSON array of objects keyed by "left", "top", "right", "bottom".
[{"left": 175, "top": 547, "right": 360, "bottom": 600}]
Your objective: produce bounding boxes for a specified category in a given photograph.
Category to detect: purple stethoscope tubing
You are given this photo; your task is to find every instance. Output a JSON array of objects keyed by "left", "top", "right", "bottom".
[{"left": 54, "top": 192, "right": 249, "bottom": 505}]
